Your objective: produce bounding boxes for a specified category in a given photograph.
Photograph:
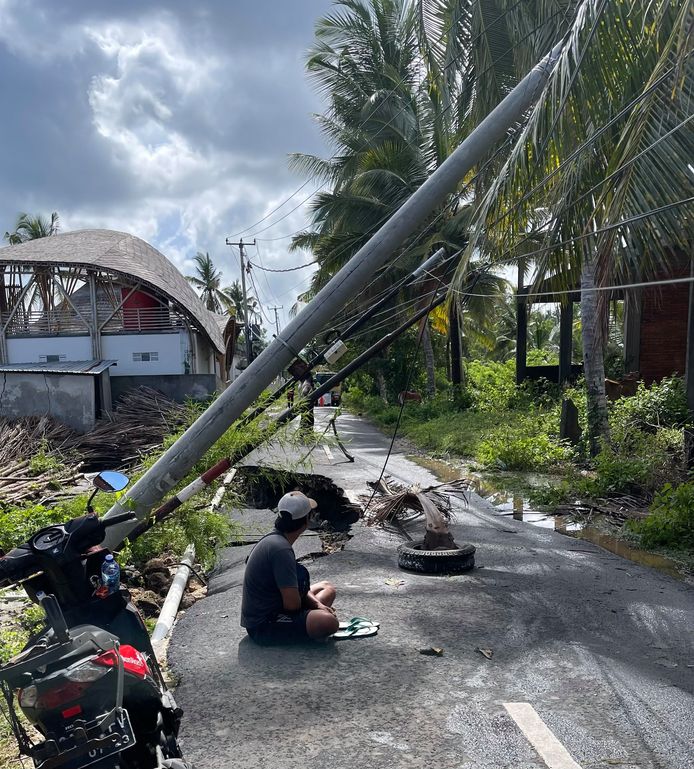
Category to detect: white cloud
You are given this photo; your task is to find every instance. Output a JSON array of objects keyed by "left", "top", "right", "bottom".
[{"left": 86, "top": 20, "right": 224, "bottom": 193}]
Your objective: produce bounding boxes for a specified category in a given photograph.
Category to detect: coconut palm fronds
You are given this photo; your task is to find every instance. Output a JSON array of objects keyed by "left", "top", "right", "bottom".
[{"left": 360, "top": 475, "right": 473, "bottom": 526}]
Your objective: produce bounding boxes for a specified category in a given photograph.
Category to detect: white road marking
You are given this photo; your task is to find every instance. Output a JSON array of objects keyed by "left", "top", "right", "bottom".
[
  {"left": 323, "top": 445, "right": 334, "bottom": 461},
  {"left": 503, "top": 703, "right": 583, "bottom": 769}
]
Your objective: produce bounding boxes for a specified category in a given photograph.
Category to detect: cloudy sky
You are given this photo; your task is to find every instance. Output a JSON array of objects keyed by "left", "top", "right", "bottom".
[{"left": 0, "top": 0, "right": 337, "bottom": 328}]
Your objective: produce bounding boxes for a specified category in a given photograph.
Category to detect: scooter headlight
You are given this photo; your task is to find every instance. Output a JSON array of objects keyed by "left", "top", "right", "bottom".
[{"left": 18, "top": 685, "right": 38, "bottom": 708}]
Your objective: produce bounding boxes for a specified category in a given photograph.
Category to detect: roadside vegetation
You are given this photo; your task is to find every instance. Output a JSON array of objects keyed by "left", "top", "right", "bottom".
[{"left": 344, "top": 357, "right": 693, "bottom": 559}]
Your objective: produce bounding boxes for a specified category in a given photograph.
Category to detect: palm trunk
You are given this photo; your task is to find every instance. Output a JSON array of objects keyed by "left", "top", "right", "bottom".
[
  {"left": 376, "top": 370, "right": 389, "bottom": 404},
  {"left": 449, "top": 304, "right": 464, "bottom": 386},
  {"left": 581, "top": 255, "right": 610, "bottom": 455},
  {"left": 421, "top": 321, "right": 436, "bottom": 398}
]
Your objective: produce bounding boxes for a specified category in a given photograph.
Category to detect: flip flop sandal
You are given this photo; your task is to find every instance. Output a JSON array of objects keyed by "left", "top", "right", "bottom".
[
  {"left": 333, "top": 625, "right": 379, "bottom": 640},
  {"left": 338, "top": 617, "right": 380, "bottom": 630}
]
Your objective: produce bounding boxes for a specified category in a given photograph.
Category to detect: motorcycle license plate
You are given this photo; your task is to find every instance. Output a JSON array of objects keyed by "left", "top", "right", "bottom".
[{"left": 61, "top": 709, "right": 136, "bottom": 769}]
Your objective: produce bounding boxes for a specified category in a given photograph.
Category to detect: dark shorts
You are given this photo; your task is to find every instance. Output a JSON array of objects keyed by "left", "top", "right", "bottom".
[{"left": 247, "top": 610, "right": 311, "bottom": 645}]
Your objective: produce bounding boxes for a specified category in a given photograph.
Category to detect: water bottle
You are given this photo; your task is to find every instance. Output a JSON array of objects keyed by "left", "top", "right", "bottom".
[{"left": 101, "top": 554, "right": 120, "bottom": 594}]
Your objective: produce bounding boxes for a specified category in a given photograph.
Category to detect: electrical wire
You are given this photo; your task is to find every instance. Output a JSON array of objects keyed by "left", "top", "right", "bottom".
[
  {"left": 485, "top": 196, "right": 694, "bottom": 271},
  {"left": 247, "top": 259, "right": 316, "bottom": 273}
]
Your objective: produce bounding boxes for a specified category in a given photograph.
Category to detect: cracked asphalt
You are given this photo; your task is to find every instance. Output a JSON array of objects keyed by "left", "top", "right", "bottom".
[{"left": 168, "top": 410, "right": 694, "bottom": 769}]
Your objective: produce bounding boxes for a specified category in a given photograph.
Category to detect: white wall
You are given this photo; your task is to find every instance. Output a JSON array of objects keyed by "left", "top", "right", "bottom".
[
  {"left": 102, "top": 332, "right": 186, "bottom": 376},
  {"left": 7, "top": 336, "right": 92, "bottom": 363}
]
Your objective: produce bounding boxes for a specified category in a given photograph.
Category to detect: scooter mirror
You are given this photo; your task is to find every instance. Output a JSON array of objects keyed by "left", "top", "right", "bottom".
[{"left": 93, "top": 471, "right": 130, "bottom": 492}]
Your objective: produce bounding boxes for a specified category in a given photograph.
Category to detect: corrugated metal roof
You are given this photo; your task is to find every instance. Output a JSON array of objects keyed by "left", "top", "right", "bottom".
[
  {"left": 0, "top": 230, "right": 225, "bottom": 353},
  {"left": 0, "top": 359, "right": 117, "bottom": 375}
]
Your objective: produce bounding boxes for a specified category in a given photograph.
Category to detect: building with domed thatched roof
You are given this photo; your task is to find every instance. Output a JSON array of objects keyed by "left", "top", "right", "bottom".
[{"left": 0, "top": 229, "right": 234, "bottom": 431}]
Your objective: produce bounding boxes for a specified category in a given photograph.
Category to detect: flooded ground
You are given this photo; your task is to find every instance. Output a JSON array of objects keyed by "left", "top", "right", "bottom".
[{"left": 407, "top": 454, "right": 686, "bottom": 581}]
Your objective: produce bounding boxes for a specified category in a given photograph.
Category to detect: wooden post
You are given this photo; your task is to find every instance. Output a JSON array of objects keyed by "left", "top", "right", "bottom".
[
  {"left": 516, "top": 261, "right": 527, "bottom": 385},
  {"left": 449, "top": 303, "right": 462, "bottom": 386},
  {"left": 685, "top": 256, "right": 694, "bottom": 468},
  {"left": 558, "top": 301, "right": 573, "bottom": 385}
]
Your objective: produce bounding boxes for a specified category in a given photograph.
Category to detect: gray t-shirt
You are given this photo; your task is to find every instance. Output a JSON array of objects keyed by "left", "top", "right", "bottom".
[{"left": 240, "top": 532, "right": 298, "bottom": 629}]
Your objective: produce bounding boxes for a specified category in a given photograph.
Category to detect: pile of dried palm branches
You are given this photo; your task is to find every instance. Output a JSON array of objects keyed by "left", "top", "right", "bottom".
[
  {"left": 0, "top": 388, "right": 194, "bottom": 505},
  {"left": 555, "top": 493, "right": 650, "bottom": 526},
  {"left": 360, "top": 476, "right": 473, "bottom": 526}
]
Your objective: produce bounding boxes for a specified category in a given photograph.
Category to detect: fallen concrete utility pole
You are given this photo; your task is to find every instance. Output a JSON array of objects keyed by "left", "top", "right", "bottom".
[
  {"left": 116, "top": 288, "right": 448, "bottom": 546},
  {"left": 102, "top": 44, "right": 562, "bottom": 548},
  {"left": 151, "top": 544, "right": 195, "bottom": 644}
]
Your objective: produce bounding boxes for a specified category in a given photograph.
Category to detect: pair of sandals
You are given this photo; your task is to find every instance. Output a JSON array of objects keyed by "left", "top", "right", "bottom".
[{"left": 333, "top": 616, "right": 380, "bottom": 639}]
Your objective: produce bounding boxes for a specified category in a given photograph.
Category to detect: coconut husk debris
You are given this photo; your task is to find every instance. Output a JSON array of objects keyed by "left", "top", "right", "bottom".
[
  {"left": 0, "top": 387, "right": 193, "bottom": 505},
  {"left": 360, "top": 475, "right": 473, "bottom": 526}
]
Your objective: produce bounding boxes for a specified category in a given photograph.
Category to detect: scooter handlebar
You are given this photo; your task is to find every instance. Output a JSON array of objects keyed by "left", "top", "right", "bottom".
[{"left": 101, "top": 512, "right": 138, "bottom": 528}]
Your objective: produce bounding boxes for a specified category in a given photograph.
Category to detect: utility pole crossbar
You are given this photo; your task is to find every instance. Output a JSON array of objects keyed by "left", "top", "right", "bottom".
[{"left": 102, "top": 44, "right": 563, "bottom": 547}]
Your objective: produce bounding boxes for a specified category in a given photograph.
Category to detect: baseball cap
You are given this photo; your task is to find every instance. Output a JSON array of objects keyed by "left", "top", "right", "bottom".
[{"left": 277, "top": 490, "right": 318, "bottom": 520}]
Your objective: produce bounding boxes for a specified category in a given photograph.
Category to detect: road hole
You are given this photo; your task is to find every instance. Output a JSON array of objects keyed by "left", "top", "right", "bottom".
[{"left": 232, "top": 466, "right": 360, "bottom": 558}]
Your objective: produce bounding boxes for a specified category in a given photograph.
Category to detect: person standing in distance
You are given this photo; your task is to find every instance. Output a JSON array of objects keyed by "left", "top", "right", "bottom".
[{"left": 241, "top": 490, "right": 339, "bottom": 644}]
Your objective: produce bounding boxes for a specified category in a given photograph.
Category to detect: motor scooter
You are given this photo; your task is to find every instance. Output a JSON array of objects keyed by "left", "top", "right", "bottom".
[{"left": 0, "top": 471, "right": 195, "bottom": 769}]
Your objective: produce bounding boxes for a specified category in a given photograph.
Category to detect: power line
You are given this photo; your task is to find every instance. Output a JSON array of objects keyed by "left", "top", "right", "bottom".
[
  {"left": 489, "top": 196, "right": 694, "bottom": 269},
  {"left": 247, "top": 259, "right": 316, "bottom": 273}
]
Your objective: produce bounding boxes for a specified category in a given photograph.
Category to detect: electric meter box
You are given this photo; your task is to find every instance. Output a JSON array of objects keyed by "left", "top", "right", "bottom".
[{"left": 324, "top": 339, "right": 348, "bottom": 365}]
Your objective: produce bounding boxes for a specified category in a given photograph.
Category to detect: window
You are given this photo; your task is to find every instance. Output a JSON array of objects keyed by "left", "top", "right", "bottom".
[{"left": 133, "top": 352, "right": 159, "bottom": 362}]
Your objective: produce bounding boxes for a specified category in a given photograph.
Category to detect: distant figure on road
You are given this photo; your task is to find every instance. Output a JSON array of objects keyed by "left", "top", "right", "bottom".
[
  {"left": 299, "top": 373, "right": 315, "bottom": 436},
  {"left": 241, "top": 491, "right": 339, "bottom": 645}
]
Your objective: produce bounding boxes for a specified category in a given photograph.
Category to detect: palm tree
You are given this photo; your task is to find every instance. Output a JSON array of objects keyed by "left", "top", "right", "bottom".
[
  {"left": 455, "top": 0, "right": 692, "bottom": 452},
  {"left": 186, "top": 252, "right": 232, "bottom": 314},
  {"left": 4, "top": 211, "right": 60, "bottom": 243},
  {"left": 292, "top": 0, "right": 498, "bottom": 393}
]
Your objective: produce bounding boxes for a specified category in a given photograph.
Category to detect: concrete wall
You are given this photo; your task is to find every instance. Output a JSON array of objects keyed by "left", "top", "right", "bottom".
[
  {"left": 110, "top": 374, "right": 217, "bottom": 404},
  {"left": 7, "top": 336, "right": 92, "bottom": 363},
  {"left": 102, "top": 332, "right": 186, "bottom": 376},
  {"left": 0, "top": 372, "right": 96, "bottom": 433}
]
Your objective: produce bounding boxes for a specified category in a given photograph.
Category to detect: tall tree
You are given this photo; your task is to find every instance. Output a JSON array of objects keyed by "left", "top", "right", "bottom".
[
  {"left": 186, "top": 252, "right": 229, "bottom": 313},
  {"left": 4, "top": 211, "right": 60, "bottom": 243},
  {"left": 456, "top": 0, "right": 692, "bottom": 452}
]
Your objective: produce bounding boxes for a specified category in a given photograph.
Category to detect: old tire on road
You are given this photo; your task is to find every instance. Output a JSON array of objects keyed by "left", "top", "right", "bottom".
[{"left": 397, "top": 541, "right": 475, "bottom": 574}]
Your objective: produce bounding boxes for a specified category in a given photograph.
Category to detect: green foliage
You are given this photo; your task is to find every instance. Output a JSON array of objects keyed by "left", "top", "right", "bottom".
[
  {"left": 465, "top": 359, "right": 517, "bottom": 411},
  {"left": 476, "top": 415, "right": 574, "bottom": 471},
  {"left": 609, "top": 377, "right": 689, "bottom": 432},
  {"left": 28, "top": 442, "right": 65, "bottom": 476},
  {"left": 629, "top": 481, "right": 694, "bottom": 549}
]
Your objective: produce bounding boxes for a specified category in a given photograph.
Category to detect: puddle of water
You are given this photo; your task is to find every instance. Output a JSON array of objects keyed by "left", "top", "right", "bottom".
[
  {"left": 406, "top": 454, "right": 684, "bottom": 580},
  {"left": 566, "top": 529, "right": 683, "bottom": 579}
]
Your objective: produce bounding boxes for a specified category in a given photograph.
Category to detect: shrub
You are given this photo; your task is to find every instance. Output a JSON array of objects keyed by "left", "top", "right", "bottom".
[
  {"left": 465, "top": 359, "right": 517, "bottom": 411},
  {"left": 610, "top": 376, "right": 689, "bottom": 432},
  {"left": 629, "top": 481, "right": 694, "bottom": 549},
  {"left": 476, "top": 415, "right": 574, "bottom": 471}
]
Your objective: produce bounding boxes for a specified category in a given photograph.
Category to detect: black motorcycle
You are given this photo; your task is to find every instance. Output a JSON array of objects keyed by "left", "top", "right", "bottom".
[{"left": 0, "top": 471, "right": 195, "bottom": 769}]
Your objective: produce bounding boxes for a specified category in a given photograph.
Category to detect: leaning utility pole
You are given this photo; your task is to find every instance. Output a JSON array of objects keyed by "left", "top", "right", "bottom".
[
  {"left": 225, "top": 237, "right": 255, "bottom": 364},
  {"left": 270, "top": 305, "right": 283, "bottom": 337},
  {"left": 103, "top": 44, "right": 563, "bottom": 547}
]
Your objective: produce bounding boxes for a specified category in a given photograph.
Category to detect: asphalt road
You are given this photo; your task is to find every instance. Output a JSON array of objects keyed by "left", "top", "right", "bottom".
[{"left": 168, "top": 409, "right": 694, "bottom": 769}]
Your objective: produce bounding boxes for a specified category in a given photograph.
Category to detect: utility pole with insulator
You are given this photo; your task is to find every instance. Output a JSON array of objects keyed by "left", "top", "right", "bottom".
[
  {"left": 225, "top": 237, "right": 255, "bottom": 365},
  {"left": 270, "top": 305, "right": 283, "bottom": 336}
]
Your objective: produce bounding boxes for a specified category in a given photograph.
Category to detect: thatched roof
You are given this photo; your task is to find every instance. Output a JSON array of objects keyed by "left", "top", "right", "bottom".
[{"left": 0, "top": 229, "right": 225, "bottom": 353}]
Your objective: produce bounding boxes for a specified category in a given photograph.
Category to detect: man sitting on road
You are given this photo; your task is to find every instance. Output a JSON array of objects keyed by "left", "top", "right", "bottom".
[{"left": 241, "top": 490, "right": 339, "bottom": 644}]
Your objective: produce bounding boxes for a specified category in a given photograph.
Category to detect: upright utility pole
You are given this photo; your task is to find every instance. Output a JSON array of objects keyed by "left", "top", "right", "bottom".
[
  {"left": 103, "top": 44, "right": 563, "bottom": 545},
  {"left": 225, "top": 237, "right": 255, "bottom": 364},
  {"left": 270, "top": 305, "right": 283, "bottom": 337}
]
